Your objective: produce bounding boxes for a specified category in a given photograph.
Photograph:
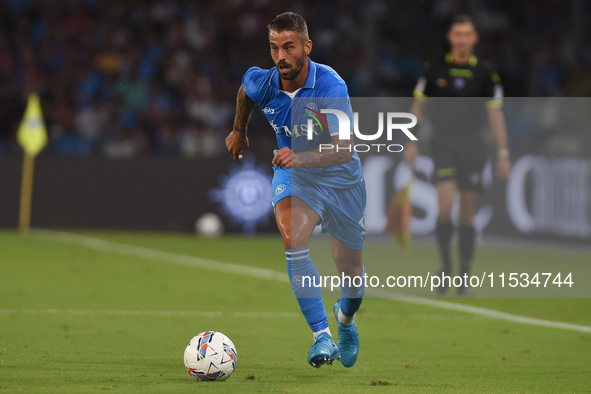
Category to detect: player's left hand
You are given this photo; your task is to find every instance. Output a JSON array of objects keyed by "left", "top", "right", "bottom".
[
  {"left": 496, "top": 156, "right": 511, "bottom": 181},
  {"left": 225, "top": 129, "right": 249, "bottom": 160},
  {"left": 272, "top": 147, "right": 301, "bottom": 168}
]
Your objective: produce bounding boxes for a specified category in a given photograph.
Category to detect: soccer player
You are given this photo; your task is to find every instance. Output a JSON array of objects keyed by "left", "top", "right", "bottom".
[
  {"left": 405, "top": 15, "right": 511, "bottom": 294},
  {"left": 225, "top": 12, "right": 366, "bottom": 368}
]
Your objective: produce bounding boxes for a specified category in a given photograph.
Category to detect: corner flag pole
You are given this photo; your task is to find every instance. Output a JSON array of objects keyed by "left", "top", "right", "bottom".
[
  {"left": 17, "top": 93, "right": 48, "bottom": 232},
  {"left": 19, "top": 152, "right": 35, "bottom": 230}
]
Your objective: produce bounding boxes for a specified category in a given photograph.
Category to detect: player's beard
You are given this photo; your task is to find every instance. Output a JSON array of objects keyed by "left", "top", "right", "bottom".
[{"left": 277, "top": 53, "right": 306, "bottom": 81}]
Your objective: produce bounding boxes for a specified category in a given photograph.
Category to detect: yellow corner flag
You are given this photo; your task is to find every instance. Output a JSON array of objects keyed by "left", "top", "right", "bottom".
[
  {"left": 17, "top": 93, "right": 48, "bottom": 231},
  {"left": 384, "top": 173, "right": 414, "bottom": 253}
]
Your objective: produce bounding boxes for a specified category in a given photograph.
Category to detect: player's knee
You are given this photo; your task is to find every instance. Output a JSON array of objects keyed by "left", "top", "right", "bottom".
[
  {"left": 334, "top": 247, "right": 363, "bottom": 276},
  {"left": 280, "top": 228, "right": 309, "bottom": 250},
  {"left": 458, "top": 214, "right": 474, "bottom": 227},
  {"left": 339, "top": 262, "right": 363, "bottom": 278},
  {"left": 280, "top": 228, "right": 292, "bottom": 249},
  {"left": 437, "top": 198, "right": 454, "bottom": 221},
  {"left": 438, "top": 209, "right": 452, "bottom": 221}
]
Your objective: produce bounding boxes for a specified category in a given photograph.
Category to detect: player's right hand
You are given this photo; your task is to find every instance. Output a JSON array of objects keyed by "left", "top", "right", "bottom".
[
  {"left": 225, "top": 129, "right": 249, "bottom": 160},
  {"left": 404, "top": 140, "right": 418, "bottom": 167},
  {"left": 495, "top": 156, "right": 511, "bottom": 181}
]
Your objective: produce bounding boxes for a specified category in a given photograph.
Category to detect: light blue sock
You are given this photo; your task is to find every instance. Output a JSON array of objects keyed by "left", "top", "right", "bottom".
[
  {"left": 286, "top": 248, "right": 329, "bottom": 333},
  {"left": 340, "top": 266, "right": 366, "bottom": 319}
]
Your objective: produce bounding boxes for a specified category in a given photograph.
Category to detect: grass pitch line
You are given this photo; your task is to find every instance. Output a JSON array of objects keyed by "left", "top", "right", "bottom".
[
  {"left": 31, "top": 229, "right": 289, "bottom": 283},
  {"left": 382, "top": 293, "right": 591, "bottom": 333},
  {"left": 0, "top": 309, "right": 479, "bottom": 321},
  {"left": 404, "top": 298, "right": 591, "bottom": 333},
  {"left": 30, "top": 229, "right": 591, "bottom": 334},
  {"left": 0, "top": 309, "right": 299, "bottom": 318}
]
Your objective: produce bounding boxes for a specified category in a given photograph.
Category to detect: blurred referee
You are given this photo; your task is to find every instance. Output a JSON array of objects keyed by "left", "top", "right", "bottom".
[{"left": 404, "top": 15, "right": 511, "bottom": 295}]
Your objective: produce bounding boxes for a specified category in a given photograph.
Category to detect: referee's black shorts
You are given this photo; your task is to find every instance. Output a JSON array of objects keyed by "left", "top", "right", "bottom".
[{"left": 430, "top": 137, "right": 488, "bottom": 193}]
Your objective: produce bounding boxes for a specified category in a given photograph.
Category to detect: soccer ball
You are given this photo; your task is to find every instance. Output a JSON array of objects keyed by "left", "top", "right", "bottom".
[
  {"left": 195, "top": 213, "right": 223, "bottom": 237},
  {"left": 184, "top": 331, "right": 237, "bottom": 381}
]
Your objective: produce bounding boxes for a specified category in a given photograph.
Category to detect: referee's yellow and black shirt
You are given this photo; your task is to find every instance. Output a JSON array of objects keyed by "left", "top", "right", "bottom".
[
  {"left": 413, "top": 53, "right": 504, "bottom": 141},
  {"left": 414, "top": 52, "right": 503, "bottom": 104}
]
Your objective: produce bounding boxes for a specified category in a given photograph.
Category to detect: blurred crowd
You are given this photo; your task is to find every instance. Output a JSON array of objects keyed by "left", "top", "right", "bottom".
[{"left": 0, "top": 0, "right": 590, "bottom": 157}]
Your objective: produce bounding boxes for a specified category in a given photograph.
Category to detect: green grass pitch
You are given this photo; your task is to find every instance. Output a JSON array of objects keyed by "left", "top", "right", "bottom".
[{"left": 1, "top": 230, "right": 590, "bottom": 393}]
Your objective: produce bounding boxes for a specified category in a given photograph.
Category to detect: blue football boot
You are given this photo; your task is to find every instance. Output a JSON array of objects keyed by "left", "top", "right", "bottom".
[
  {"left": 333, "top": 300, "right": 359, "bottom": 367},
  {"left": 307, "top": 332, "right": 340, "bottom": 368}
]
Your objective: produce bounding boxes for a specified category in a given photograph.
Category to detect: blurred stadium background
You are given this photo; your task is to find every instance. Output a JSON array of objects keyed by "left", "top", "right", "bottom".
[
  {"left": 1, "top": 0, "right": 591, "bottom": 157},
  {"left": 0, "top": 0, "right": 589, "bottom": 245},
  {"left": 1, "top": 2, "right": 591, "bottom": 392}
]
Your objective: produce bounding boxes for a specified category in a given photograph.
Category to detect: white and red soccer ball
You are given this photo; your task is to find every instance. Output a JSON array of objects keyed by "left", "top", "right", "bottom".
[{"left": 184, "top": 331, "right": 237, "bottom": 381}]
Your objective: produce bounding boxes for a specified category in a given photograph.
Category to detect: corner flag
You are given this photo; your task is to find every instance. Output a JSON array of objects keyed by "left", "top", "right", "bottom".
[
  {"left": 17, "top": 93, "right": 47, "bottom": 157},
  {"left": 17, "top": 93, "right": 48, "bottom": 231}
]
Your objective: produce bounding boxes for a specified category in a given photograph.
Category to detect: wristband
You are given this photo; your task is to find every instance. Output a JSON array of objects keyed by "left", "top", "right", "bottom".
[{"left": 497, "top": 149, "right": 510, "bottom": 158}]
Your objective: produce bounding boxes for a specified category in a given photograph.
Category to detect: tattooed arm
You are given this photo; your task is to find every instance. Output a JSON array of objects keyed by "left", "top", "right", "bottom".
[
  {"left": 272, "top": 134, "right": 353, "bottom": 169},
  {"left": 226, "top": 85, "right": 256, "bottom": 160}
]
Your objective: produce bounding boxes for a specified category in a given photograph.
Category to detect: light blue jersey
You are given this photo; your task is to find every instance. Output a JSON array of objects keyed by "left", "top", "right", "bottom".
[
  {"left": 242, "top": 58, "right": 366, "bottom": 249},
  {"left": 242, "top": 58, "right": 363, "bottom": 189}
]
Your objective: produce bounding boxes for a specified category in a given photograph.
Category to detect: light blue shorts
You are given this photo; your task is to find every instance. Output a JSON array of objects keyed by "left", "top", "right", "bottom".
[{"left": 271, "top": 166, "right": 366, "bottom": 250}]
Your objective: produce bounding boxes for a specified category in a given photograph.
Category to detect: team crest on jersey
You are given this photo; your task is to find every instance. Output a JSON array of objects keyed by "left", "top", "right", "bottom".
[
  {"left": 304, "top": 103, "right": 318, "bottom": 115},
  {"left": 275, "top": 184, "right": 286, "bottom": 195},
  {"left": 304, "top": 104, "right": 329, "bottom": 134},
  {"left": 454, "top": 77, "right": 466, "bottom": 89}
]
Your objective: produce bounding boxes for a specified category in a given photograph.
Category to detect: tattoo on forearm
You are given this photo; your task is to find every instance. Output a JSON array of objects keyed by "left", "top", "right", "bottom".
[
  {"left": 233, "top": 85, "right": 256, "bottom": 135},
  {"left": 296, "top": 135, "right": 353, "bottom": 168}
]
